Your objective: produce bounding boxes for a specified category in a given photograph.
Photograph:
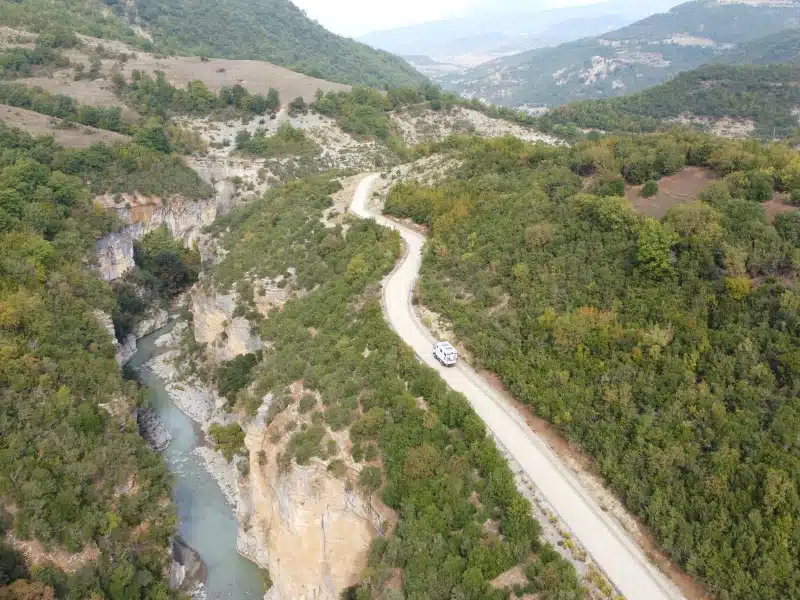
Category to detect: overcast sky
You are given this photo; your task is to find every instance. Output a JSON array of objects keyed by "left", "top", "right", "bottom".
[{"left": 291, "top": 0, "right": 602, "bottom": 38}]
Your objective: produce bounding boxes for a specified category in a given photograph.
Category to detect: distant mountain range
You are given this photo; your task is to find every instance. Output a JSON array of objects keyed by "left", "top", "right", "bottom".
[
  {"left": 438, "top": 0, "right": 800, "bottom": 107},
  {"left": 358, "top": 0, "right": 682, "bottom": 69},
  {"left": 540, "top": 57, "right": 800, "bottom": 138}
]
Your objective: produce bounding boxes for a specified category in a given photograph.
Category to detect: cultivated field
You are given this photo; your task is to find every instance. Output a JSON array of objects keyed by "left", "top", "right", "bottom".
[{"left": 625, "top": 167, "right": 718, "bottom": 218}]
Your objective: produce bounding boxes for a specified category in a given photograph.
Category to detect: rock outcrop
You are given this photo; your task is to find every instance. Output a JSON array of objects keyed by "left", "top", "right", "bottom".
[
  {"left": 170, "top": 537, "right": 207, "bottom": 591},
  {"left": 95, "top": 193, "right": 218, "bottom": 282},
  {"left": 150, "top": 322, "right": 383, "bottom": 600},
  {"left": 96, "top": 227, "right": 137, "bottom": 281},
  {"left": 136, "top": 407, "right": 172, "bottom": 451},
  {"left": 191, "top": 290, "right": 264, "bottom": 362},
  {"left": 93, "top": 310, "right": 136, "bottom": 365},
  {"left": 134, "top": 307, "right": 169, "bottom": 339},
  {"left": 237, "top": 393, "right": 384, "bottom": 600}
]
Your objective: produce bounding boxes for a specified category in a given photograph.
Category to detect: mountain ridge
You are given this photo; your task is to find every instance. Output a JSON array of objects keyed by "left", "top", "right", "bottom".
[{"left": 441, "top": 0, "right": 800, "bottom": 106}]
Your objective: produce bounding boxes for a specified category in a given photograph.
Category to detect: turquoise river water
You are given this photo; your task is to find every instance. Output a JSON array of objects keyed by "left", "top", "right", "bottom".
[{"left": 128, "top": 321, "right": 266, "bottom": 599}]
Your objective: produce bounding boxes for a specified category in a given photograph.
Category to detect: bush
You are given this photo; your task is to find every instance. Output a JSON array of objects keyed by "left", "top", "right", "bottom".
[
  {"left": 595, "top": 178, "right": 625, "bottom": 197},
  {"left": 217, "top": 352, "right": 261, "bottom": 400},
  {"left": 210, "top": 423, "right": 246, "bottom": 461},
  {"left": 641, "top": 180, "right": 659, "bottom": 197}
]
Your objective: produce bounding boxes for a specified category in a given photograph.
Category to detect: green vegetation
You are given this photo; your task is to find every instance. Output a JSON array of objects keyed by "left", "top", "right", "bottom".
[
  {"left": 384, "top": 133, "right": 800, "bottom": 600},
  {"left": 125, "top": 0, "right": 426, "bottom": 88},
  {"left": 216, "top": 352, "right": 262, "bottom": 401},
  {"left": 0, "top": 122, "right": 175, "bottom": 597},
  {"left": 0, "top": 4, "right": 144, "bottom": 48},
  {"left": 209, "top": 423, "right": 246, "bottom": 461},
  {"left": 207, "top": 176, "right": 585, "bottom": 600},
  {"left": 0, "top": 44, "right": 70, "bottom": 79},
  {"left": 540, "top": 63, "right": 800, "bottom": 138},
  {"left": 134, "top": 227, "right": 200, "bottom": 297},
  {"left": 119, "top": 70, "right": 279, "bottom": 119},
  {"left": 235, "top": 123, "right": 319, "bottom": 159},
  {"left": 641, "top": 180, "right": 659, "bottom": 197},
  {"left": 0, "top": 83, "right": 129, "bottom": 133},
  {"left": 312, "top": 85, "right": 444, "bottom": 142},
  {"left": 53, "top": 141, "right": 212, "bottom": 198},
  {"left": 312, "top": 87, "right": 394, "bottom": 140},
  {"left": 0, "top": 0, "right": 426, "bottom": 88}
]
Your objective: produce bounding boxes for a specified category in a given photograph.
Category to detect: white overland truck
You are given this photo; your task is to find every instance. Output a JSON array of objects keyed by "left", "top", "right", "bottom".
[{"left": 433, "top": 341, "right": 458, "bottom": 367}]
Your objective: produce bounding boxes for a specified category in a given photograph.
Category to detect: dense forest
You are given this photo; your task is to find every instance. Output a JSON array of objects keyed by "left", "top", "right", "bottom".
[
  {"left": 0, "top": 123, "right": 182, "bottom": 598},
  {"left": 199, "top": 177, "right": 589, "bottom": 600},
  {"left": 0, "top": 0, "right": 427, "bottom": 89},
  {"left": 539, "top": 63, "right": 800, "bottom": 139},
  {"left": 384, "top": 133, "right": 800, "bottom": 600}
]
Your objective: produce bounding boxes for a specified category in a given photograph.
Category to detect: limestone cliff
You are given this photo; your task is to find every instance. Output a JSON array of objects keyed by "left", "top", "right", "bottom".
[
  {"left": 237, "top": 392, "right": 384, "bottom": 600},
  {"left": 93, "top": 310, "right": 136, "bottom": 365},
  {"left": 191, "top": 288, "right": 264, "bottom": 362}
]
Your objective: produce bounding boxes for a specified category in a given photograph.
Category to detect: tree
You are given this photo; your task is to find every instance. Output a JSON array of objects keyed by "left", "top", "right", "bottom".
[
  {"left": 288, "top": 96, "right": 308, "bottom": 116},
  {"left": 358, "top": 466, "right": 382, "bottom": 495},
  {"left": 266, "top": 88, "right": 280, "bottom": 114},
  {"left": 134, "top": 118, "right": 172, "bottom": 153},
  {"left": 636, "top": 218, "right": 676, "bottom": 279}
]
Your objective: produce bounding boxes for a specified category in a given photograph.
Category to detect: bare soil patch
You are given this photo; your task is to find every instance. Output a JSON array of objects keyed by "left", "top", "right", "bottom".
[
  {"left": 5, "top": 532, "right": 99, "bottom": 573},
  {"left": 626, "top": 166, "right": 718, "bottom": 218},
  {"left": 19, "top": 74, "right": 127, "bottom": 109},
  {"left": 0, "top": 103, "right": 129, "bottom": 147},
  {"left": 69, "top": 34, "right": 349, "bottom": 102},
  {"left": 763, "top": 195, "right": 799, "bottom": 222}
]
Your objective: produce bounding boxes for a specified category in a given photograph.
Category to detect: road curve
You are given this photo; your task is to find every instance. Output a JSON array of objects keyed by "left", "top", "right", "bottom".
[{"left": 351, "top": 173, "right": 684, "bottom": 600}]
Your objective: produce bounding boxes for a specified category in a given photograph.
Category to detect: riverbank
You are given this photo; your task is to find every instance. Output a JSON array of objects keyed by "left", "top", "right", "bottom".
[{"left": 128, "top": 320, "right": 267, "bottom": 600}]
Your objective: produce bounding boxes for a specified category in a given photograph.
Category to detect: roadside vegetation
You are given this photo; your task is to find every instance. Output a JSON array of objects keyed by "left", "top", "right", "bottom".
[
  {"left": 202, "top": 176, "right": 587, "bottom": 599},
  {"left": 384, "top": 132, "right": 800, "bottom": 600}
]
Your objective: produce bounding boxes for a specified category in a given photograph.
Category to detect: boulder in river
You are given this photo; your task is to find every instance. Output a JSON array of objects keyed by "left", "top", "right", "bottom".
[{"left": 136, "top": 407, "right": 172, "bottom": 452}]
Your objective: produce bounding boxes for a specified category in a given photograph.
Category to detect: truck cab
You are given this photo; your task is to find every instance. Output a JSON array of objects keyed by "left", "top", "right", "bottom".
[{"left": 433, "top": 341, "right": 458, "bottom": 367}]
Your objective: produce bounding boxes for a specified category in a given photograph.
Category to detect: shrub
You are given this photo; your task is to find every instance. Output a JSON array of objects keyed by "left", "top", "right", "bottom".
[
  {"left": 641, "top": 180, "right": 659, "bottom": 197},
  {"left": 210, "top": 423, "right": 246, "bottom": 461}
]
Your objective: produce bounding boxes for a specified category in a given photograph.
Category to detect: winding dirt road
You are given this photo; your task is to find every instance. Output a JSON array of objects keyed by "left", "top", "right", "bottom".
[{"left": 351, "top": 173, "right": 684, "bottom": 600}]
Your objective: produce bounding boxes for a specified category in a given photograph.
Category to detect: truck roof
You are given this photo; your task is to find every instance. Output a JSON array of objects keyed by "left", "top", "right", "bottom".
[{"left": 435, "top": 341, "right": 456, "bottom": 352}]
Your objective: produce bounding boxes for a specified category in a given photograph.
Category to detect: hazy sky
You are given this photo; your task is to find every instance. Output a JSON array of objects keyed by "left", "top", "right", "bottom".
[{"left": 291, "top": 0, "right": 603, "bottom": 38}]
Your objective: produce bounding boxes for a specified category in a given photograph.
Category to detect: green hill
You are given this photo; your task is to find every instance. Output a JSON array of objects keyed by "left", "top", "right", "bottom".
[
  {"left": 721, "top": 27, "right": 800, "bottom": 64},
  {"left": 442, "top": 0, "right": 800, "bottom": 106},
  {"left": 0, "top": 0, "right": 427, "bottom": 88},
  {"left": 539, "top": 62, "right": 800, "bottom": 138}
]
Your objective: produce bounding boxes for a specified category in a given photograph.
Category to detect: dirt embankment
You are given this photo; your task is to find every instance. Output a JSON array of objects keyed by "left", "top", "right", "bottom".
[{"left": 0, "top": 103, "right": 130, "bottom": 147}]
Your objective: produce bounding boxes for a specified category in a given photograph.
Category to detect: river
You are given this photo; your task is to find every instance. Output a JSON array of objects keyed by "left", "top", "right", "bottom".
[{"left": 128, "top": 321, "right": 266, "bottom": 599}]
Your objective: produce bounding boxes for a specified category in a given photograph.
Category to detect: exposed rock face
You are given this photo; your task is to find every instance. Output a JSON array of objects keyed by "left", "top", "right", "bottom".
[
  {"left": 170, "top": 537, "right": 207, "bottom": 591},
  {"left": 136, "top": 407, "right": 172, "bottom": 451},
  {"left": 191, "top": 290, "right": 263, "bottom": 362},
  {"left": 134, "top": 307, "right": 169, "bottom": 339},
  {"left": 237, "top": 395, "right": 382, "bottom": 600},
  {"left": 95, "top": 192, "right": 218, "bottom": 282},
  {"left": 117, "top": 334, "right": 137, "bottom": 365},
  {"left": 93, "top": 310, "right": 136, "bottom": 365},
  {"left": 96, "top": 227, "right": 137, "bottom": 281}
]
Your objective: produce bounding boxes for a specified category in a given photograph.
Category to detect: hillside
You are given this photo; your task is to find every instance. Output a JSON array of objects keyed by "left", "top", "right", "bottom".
[
  {"left": 357, "top": 0, "right": 679, "bottom": 68},
  {"left": 443, "top": 0, "right": 800, "bottom": 107},
  {"left": 383, "top": 132, "right": 800, "bottom": 600},
  {"left": 0, "top": 0, "right": 426, "bottom": 88},
  {"left": 539, "top": 62, "right": 800, "bottom": 138}
]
